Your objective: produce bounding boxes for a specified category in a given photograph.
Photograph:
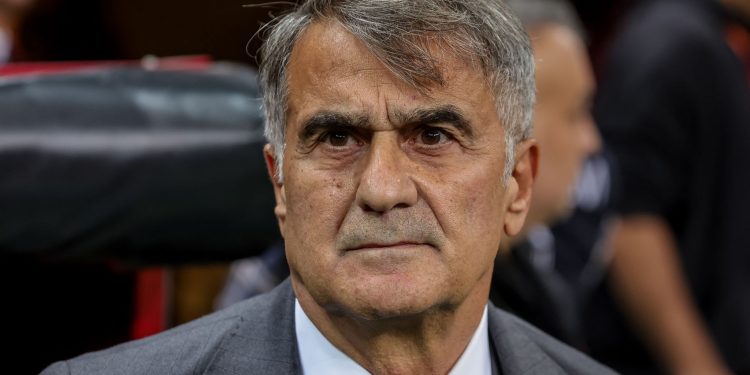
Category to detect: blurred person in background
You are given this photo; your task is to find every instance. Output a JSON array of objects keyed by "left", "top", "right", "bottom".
[
  {"left": 490, "top": 0, "right": 602, "bottom": 348},
  {"left": 595, "top": 0, "right": 750, "bottom": 373}
]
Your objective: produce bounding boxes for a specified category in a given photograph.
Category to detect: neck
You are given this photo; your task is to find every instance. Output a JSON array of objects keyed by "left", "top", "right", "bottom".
[{"left": 294, "top": 275, "right": 490, "bottom": 374}]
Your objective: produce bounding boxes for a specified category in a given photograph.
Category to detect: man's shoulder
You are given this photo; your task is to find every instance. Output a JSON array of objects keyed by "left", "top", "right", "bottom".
[
  {"left": 41, "top": 280, "right": 298, "bottom": 375},
  {"left": 488, "top": 305, "right": 616, "bottom": 375},
  {"left": 42, "top": 308, "right": 241, "bottom": 375}
]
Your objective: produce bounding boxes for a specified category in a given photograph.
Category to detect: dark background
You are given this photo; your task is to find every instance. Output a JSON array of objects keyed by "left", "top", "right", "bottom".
[{"left": 15, "top": 0, "right": 637, "bottom": 73}]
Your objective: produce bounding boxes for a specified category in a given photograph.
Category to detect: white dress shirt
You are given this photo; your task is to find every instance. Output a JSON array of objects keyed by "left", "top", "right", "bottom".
[{"left": 295, "top": 300, "right": 491, "bottom": 374}]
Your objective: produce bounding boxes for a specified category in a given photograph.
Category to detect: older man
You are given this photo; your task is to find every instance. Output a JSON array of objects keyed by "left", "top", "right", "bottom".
[{"left": 42, "top": 1, "right": 612, "bottom": 374}]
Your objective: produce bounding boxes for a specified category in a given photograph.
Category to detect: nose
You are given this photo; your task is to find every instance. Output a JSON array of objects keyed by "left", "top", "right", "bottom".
[{"left": 355, "top": 134, "right": 418, "bottom": 213}]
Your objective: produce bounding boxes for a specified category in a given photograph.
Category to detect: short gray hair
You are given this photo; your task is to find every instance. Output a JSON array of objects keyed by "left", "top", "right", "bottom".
[{"left": 259, "top": 0, "right": 535, "bottom": 181}]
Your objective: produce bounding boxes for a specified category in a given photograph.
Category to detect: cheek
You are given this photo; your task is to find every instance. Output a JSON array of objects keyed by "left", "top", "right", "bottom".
[
  {"left": 283, "top": 166, "right": 354, "bottom": 250},
  {"left": 433, "top": 161, "right": 506, "bottom": 257},
  {"left": 456, "top": 177, "right": 506, "bottom": 279}
]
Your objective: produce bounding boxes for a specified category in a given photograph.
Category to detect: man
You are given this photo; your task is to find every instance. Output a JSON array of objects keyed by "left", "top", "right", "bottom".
[
  {"left": 490, "top": 0, "right": 602, "bottom": 348},
  {"left": 213, "top": 0, "right": 605, "bottom": 325},
  {"left": 596, "top": 0, "right": 750, "bottom": 373},
  {"left": 42, "top": 1, "right": 613, "bottom": 373}
]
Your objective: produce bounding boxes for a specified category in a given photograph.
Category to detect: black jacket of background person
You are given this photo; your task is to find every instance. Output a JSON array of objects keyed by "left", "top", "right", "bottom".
[{"left": 594, "top": 0, "right": 750, "bottom": 372}]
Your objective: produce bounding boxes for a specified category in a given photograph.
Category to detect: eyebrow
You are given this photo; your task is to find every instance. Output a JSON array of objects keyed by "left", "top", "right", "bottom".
[
  {"left": 298, "top": 112, "right": 370, "bottom": 141},
  {"left": 298, "top": 105, "right": 474, "bottom": 140},
  {"left": 395, "top": 105, "right": 474, "bottom": 138}
]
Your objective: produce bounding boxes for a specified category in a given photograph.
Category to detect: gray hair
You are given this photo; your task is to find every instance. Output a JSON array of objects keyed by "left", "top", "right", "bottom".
[
  {"left": 505, "top": 0, "right": 586, "bottom": 39},
  {"left": 258, "top": 0, "right": 535, "bottom": 181}
]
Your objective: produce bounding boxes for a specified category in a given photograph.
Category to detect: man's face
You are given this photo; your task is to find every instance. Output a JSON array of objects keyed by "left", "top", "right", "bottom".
[
  {"left": 526, "top": 25, "right": 600, "bottom": 227},
  {"left": 265, "top": 21, "right": 534, "bottom": 319}
]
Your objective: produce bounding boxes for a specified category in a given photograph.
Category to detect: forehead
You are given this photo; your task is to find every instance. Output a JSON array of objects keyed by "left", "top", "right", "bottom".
[{"left": 285, "top": 21, "right": 498, "bottom": 124}]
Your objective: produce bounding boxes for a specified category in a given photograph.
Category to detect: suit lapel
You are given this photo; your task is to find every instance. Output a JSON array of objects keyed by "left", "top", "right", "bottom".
[
  {"left": 487, "top": 304, "right": 564, "bottom": 375},
  {"left": 203, "top": 280, "right": 302, "bottom": 375},
  {"left": 200, "top": 283, "right": 566, "bottom": 375}
]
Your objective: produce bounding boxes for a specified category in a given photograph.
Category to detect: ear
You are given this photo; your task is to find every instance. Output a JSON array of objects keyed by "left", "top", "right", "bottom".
[
  {"left": 503, "top": 139, "right": 538, "bottom": 237},
  {"left": 264, "top": 144, "right": 287, "bottom": 237}
]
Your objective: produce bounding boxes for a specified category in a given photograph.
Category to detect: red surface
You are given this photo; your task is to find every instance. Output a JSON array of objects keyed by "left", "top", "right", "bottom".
[{"left": 131, "top": 268, "right": 169, "bottom": 339}]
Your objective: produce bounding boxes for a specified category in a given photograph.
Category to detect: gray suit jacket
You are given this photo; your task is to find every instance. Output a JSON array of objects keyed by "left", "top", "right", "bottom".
[{"left": 42, "top": 280, "right": 615, "bottom": 374}]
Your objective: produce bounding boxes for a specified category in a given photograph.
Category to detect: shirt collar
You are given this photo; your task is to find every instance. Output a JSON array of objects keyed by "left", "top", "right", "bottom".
[{"left": 295, "top": 299, "right": 491, "bottom": 375}]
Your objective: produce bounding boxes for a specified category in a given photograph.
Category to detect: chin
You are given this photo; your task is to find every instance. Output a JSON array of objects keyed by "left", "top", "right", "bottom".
[
  {"left": 328, "top": 277, "right": 449, "bottom": 321},
  {"left": 352, "top": 303, "right": 432, "bottom": 321}
]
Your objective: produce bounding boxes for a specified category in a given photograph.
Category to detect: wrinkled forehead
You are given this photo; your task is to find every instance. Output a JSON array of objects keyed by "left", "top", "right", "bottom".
[
  {"left": 288, "top": 20, "right": 488, "bottom": 94},
  {"left": 286, "top": 21, "right": 497, "bottom": 125}
]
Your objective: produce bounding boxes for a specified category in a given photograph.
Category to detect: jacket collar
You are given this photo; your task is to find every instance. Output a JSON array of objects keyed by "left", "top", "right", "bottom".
[
  {"left": 487, "top": 305, "right": 566, "bottom": 374},
  {"left": 205, "top": 279, "right": 301, "bottom": 375},
  {"left": 206, "top": 280, "right": 566, "bottom": 375}
]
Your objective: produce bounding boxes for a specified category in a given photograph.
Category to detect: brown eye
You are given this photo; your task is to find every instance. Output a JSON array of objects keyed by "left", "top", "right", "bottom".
[
  {"left": 323, "top": 130, "right": 352, "bottom": 147},
  {"left": 419, "top": 127, "right": 448, "bottom": 145}
]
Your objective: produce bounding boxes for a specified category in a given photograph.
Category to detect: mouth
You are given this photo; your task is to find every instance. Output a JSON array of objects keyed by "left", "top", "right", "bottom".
[
  {"left": 346, "top": 241, "right": 430, "bottom": 251},
  {"left": 340, "top": 241, "right": 439, "bottom": 273}
]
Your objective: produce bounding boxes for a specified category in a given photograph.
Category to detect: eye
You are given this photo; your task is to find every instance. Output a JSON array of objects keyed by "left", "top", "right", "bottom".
[
  {"left": 417, "top": 127, "right": 452, "bottom": 146},
  {"left": 321, "top": 129, "right": 356, "bottom": 147}
]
